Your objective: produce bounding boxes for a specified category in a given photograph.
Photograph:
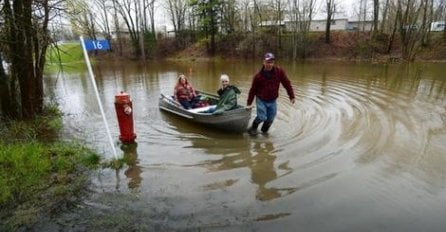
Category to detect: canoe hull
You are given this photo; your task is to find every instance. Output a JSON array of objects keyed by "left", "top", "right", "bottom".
[{"left": 158, "top": 93, "right": 251, "bottom": 133}]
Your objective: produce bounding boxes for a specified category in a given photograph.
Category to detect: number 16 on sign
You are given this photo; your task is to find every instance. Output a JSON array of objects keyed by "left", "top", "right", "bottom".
[{"left": 84, "top": 39, "right": 110, "bottom": 51}]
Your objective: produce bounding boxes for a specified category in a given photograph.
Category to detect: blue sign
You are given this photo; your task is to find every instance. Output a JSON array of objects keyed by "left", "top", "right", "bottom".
[{"left": 83, "top": 39, "right": 110, "bottom": 51}]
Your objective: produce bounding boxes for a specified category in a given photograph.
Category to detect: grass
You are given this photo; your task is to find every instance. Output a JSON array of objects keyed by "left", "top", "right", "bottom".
[
  {"left": 0, "top": 105, "right": 101, "bottom": 230},
  {"left": 47, "top": 42, "right": 84, "bottom": 64},
  {"left": 0, "top": 142, "right": 98, "bottom": 204},
  {"left": 45, "top": 42, "right": 88, "bottom": 73},
  {"left": 1, "top": 104, "right": 62, "bottom": 143}
]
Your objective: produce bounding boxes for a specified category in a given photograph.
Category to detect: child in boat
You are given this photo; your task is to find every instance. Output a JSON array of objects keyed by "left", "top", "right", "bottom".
[{"left": 174, "top": 74, "right": 200, "bottom": 109}]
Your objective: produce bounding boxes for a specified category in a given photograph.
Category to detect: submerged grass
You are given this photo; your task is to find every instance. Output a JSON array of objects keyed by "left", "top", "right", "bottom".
[{"left": 0, "top": 105, "right": 101, "bottom": 230}]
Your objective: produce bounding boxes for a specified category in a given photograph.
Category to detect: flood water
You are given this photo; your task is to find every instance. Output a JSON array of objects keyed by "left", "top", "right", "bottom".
[{"left": 42, "top": 60, "right": 446, "bottom": 231}]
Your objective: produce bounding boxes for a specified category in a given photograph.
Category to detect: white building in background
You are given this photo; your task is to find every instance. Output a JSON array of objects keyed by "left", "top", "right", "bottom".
[
  {"left": 260, "top": 20, "right": 286, "bottom": 28},
  {"left": 271, "top": 16, "right": 374, "bottom": 32},
  {"left": 347, "top": 19, "right": 374, "bottom": 31},
  {"left": 264, "top": 12, "right": 377, "bottom": 32},
  {"left": 431, "top": 21, "right": 445, "bottom": 31},
  {"left": 110, "top": 30, "right": 132, "bottom": 40},
  {"left": 308, "top": 17, "right": 349, "bottom": 31}
]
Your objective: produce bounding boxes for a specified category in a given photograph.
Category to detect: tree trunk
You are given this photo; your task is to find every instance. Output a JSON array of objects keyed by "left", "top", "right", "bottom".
[
  {"left": 443, "top": 9, "right": 446, "bottom": 41},
  {"left": 387, "top": 3, "right": 399, "bottom": 54},
  {"left": 380, "top": 0, "right": 390, "bottom": 33},
  {"left": 373, "top": 0, "right": 379, "bottom": 36},
  {"left": 209, "top": 6, "right": 216, "bottom": 55},
  {"left": 325, "top": 0, "right": 333, "bottom": 44},
  {"left": 2, "top": 0, "right": 49, "bottom": 119},
  {"left": 325, "top": 20, "right": 331, "bottom": 44},
  {"left": 112, "top": 0, "right": 123, "bottom": 56},
  {"left": 0, "top": 55, "right": 14, "bottom": 118},
  {"left": 20, "top": 0, "right": 37, "bottom": 118}
]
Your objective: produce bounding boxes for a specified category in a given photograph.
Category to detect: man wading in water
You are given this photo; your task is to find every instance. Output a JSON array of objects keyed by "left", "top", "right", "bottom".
[{"left": 247, "top": 52, "right": 295, "bottom": 135}]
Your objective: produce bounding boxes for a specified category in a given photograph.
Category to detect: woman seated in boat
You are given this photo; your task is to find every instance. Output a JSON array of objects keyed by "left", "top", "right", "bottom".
[
  {"left": 174, "top": 74, "right": 199, "bottom": 109},
  {"left": 203, "top": 74, "right": 241, "bottom": 114}
]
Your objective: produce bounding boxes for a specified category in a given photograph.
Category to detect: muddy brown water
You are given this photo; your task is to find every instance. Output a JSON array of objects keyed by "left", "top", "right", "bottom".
[{"left": 41, "top": 60, "right": 446, "bottom": 231}]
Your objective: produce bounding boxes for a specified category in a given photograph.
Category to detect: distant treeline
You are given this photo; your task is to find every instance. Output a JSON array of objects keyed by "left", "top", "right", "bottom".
[{"left": 55, "top": 0, "right": 446, "bottom": 61}]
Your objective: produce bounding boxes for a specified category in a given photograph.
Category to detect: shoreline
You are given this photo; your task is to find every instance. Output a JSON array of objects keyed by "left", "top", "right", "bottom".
[{"left": 163, "top": 55, "right": 446, "bottom": 63}]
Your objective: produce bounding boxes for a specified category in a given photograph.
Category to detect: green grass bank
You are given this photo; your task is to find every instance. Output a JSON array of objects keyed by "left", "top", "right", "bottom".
[
  {"left": 0, "top": 106, "right": 101, "bottom": 230},
  {"left": 46, "top": 42, "right": 86, "bottom": 72}
]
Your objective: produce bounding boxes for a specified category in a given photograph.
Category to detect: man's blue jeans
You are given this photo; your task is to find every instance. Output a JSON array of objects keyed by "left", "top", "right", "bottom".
[{"left": 254, "top": 97, "right": 277, "bottom": 124}]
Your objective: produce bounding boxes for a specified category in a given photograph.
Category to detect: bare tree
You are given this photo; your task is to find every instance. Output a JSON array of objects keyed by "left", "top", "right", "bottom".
[
  {"left": 444, "top": 3, "right": 446, "bottom": 40},
  {"left": 355, "top": 0, "right": 378, "bottom": 34},
  {"left": 380, "top": 0, "right": 390, "bottom": 33},
  {"left": 434, "top": 0, "right": 446, "bottom": 40},
  {"left": 273, "top": 0, "right": 285, "bottom": 49},
  {"left": 396, "top": 0, "right": 431, "bottom": 60},
  {"left": 113, "top": 0, "right": 143, "bottom": 58},
  {"left": 240, "top": 0, "right": 252, "bottom": 32},
  {"left": 287, "top": 0, "right": 316, "bottom": 59},
  {"left": 66, "top": 0, "right": 98, "bottom": 40},
  {"left": 419, "top": 0, "right": 434, "bottom": 45},
  {"left": 137, "top": 0, "right": 145, "bottom": 60},
  {"left": 250, "top": 0, "right": 267, "bottom": 56},
  {"left": 186, "top": 3, "right": 198, "bottom": 31},
  {"left": 386, "top": 0, "right": 400, "bottom": 53},
  {"left": 166, "top": 0, "right": 188, "bottom": 32},
  {"left": 325, "top": 0, "right": 336, "bottom": 43},
  {"left": 94, "top": 0, "right": 113, "bottom": 42},
  {"left": 144, "top": 0, "right": 157, "bottom": 37},
  {"left": 109, "top": 0, "right": 122, "bottom": 55},
  {"left": 373, "top": 0, "right": 379, "bottom": 34},
  {"left": 358, "top": 0, "right": 368, "bottom": 31},
  {"left": 221, "top": 0, "right": 239, "bottom": 34}
]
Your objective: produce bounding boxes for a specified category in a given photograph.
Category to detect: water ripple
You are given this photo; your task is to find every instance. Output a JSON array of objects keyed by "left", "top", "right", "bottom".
[{"left": 46, "top": 62, "right": 446, "bottom": 231}]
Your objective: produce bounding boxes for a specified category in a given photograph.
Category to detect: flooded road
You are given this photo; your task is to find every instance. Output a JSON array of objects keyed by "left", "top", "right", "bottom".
[{"left": 42, "top": 60, "right": 446, "bottom": 231}]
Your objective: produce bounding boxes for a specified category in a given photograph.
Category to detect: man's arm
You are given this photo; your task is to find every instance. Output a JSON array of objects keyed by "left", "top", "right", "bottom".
[
  {"left": 247, "top": 76, "right": 258, "bottom": 106},
  {"left": 279, "top": 70, "right": 295, "bottom": 103}
]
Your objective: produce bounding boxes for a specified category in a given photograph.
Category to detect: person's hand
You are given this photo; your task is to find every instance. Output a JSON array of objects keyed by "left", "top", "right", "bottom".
[
  {"left": 290, "top": 98, "right": 295, "bottom": 104},
  {"left": 246, "top": 104, "right": 253, "bottom": 109}
]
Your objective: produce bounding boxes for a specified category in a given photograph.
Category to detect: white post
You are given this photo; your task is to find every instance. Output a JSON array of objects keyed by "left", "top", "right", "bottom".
[{"left": 79, "top": 36, "right": 118, "bottom": 159}]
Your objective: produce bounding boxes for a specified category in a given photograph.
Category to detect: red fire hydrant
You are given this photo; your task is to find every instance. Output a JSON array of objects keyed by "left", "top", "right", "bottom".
[{"left": 115, "top": 91, "right": 136, "bottom": 144}]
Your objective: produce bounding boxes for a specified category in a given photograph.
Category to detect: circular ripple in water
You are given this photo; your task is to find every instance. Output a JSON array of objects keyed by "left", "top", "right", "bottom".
[{"left": 44, "top": 62, "right": 446, "bottom": 231}]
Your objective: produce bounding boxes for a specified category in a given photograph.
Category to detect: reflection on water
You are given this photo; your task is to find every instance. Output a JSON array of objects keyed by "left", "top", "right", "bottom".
[
  {"left": 250, "top": 140, "right": 296, "bottom": 201},
  {"left": 198, "top": 139, "right": 295, "bottom": 201},
  {"left": 195, "top": 138, "right": 296, "bottom": 202},
  {"left": 121, "top": 144, "right": 142, "bottom": 190},
  {"left": 250, "top": 141, "right": 279, "bottom": 201},
  {"left": 42, "top": 61, "right": 446, "bottom": 231}
]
